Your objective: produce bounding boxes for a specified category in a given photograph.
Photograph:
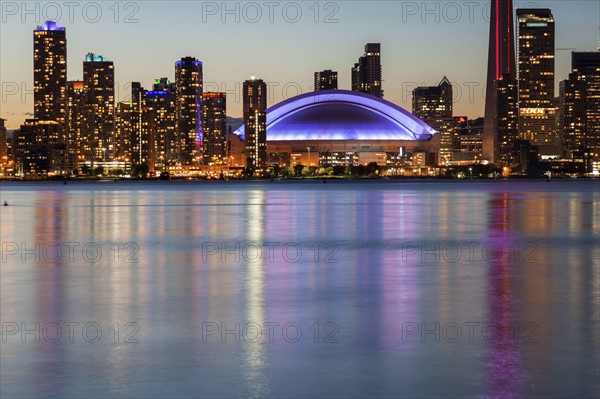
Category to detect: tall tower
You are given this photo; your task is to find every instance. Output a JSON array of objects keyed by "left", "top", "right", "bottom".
[
  {"left": 482, "top": 0, "right": 517, "bottom": 163},
  {"left": 517, "top": 9, "right": 556, "bottom": 147},
  {"left": 243, "top": 78, "right": 267, "bottom": 172},
  {"left": 33, "top": 21, "right": 67, "bottom": 125},
  {"left": 83, "top": 53, "right": 115, "bottom": 162},
  {"left": 175, "top": 57, "right": 203, "bottom": 165},
  {"left": 202, "top": 92, "right": 227, "bottom": 165},
  {"left": 351, "top": 43, "right": 383, "bottom": 98}
]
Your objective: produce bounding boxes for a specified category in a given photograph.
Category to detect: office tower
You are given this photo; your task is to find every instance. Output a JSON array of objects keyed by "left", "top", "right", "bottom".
[
  {"left": 517, "top": 9, "right": 557, "bottom": 146},
  {"left": 33, "top": 21, "right": 67, "bottom": 125},
  {"left": 83, "top": 53, "right": 115, "bottom": 163},
  {"left": 559, "top": 52, "right": 600, "bottom": 160},
  {"left": 482, "top": 0, "right": 517, "bottom": 163},
  {"left": 202, "top": 92, "right": 227, "bottom": 164},
  {"left": 66, "top": 80, "right": 85, "bottom": 163},
  {"left": 495, "top": 75, "right": 519, "bottom": 163},
  {"left": 146, "top": 78, "right": 177, "bottom": 171},
  {"left": 412, "top": 77, "right": 458, "bottom": 164},
  {"left": 243, "top": 78, "right": 267, "bottom": 171},
  {"left": 243, "top": 77, "right": 267, "bottom": 124},
  {"left": 115, "top": 101, "right": 133, "bottom": 163},
  {"left": 314, "top": 70, "right": 338, "bottom": 91},
  {"left": 351, "top": 43, "right": 383, "bottom": 98},
  {"left": 175, "top": 57, "right": 203, "bottom": 165},
  {"left": 130, "top": 82, "right": 155, "bottom": 175}
]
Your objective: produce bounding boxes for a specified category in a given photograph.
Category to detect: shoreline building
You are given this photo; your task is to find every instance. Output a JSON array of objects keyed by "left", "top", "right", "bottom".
[
  {"left": 517, "top": 9, "right": 557, "bottom": 151},
  {"left": 243, "top": 78, "right": 267, "bottom": 172},
  {"left": 482, "top": 0, "right": 517, "bottom": 163},
  {"left": 412, "top": 77, "right": 458, "bottom": 165},
  {"left": 202, "top": 92, "right": 227, "bottom": 165},
  {"left": 83, "top": 53, "right": 115, "bottom": 163},
  {"left": 175, "top": 57, "right": 203, "bottom": 165},
  {"left": 33, "top": 21, "right": 67, "bottom": 126}
]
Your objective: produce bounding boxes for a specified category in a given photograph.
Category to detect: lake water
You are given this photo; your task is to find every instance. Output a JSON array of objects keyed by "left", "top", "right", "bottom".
[{"left": 1, "top": 180, "right": 599, "bottom": 398}]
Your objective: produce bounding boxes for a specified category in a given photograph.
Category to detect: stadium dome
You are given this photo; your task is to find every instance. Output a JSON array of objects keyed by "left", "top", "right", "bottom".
[{"left": 234, "top": 90, "right": 437, "bottom": 141}]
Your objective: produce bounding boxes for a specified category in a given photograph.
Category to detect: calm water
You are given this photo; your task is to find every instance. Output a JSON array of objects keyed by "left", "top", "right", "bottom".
[{"left": 1, "top": 180, "right": 599, "bottom": 398}]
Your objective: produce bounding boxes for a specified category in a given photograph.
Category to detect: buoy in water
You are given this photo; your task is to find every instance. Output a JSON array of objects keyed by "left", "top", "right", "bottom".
[{"left": 3, "top": 201, "right": 8, "bottom": 206}]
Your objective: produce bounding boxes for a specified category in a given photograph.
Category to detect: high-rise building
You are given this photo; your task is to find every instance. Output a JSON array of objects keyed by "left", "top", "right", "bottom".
[
  {"left": 351, "top": 43, "right": 383, "bottom": 98},
  {"left": 559, "top": 52, "right": 600, "bottom": 161},
  {"left": 243, "top": 78, "right": 267, "bottom": 171},
  {"left": 482, "top": 0, "right": 517, "bottom": 163},
  {"left": 66, "top": 80, "right": 85, "bottom": 164},
  {"left": 146, "top": 78, "right": 176, "bottom": 171},
  {"left": 495, "top": 75, "right": 519, "bottom": 163},
  {"left": 314, "top": 70, "right": 338, "bottom": 91},
  {"left": 13, "top": 119, "right": 70, "bottom": 175},
  {"left": 83, "top": 53, "right": 115, "bottom": 163},
  {"left": 130, "top": 82, "right": 155, "bottom": 175},
  {"left": 114, "top": 101, "right": 133, "bottom": 164},
  {"left": 202, "top": 92, "right": 227, "bottom": 164},
  {"left": 243, "top": 78, "right": 267, "bottom": 124},
  {"left": 413, "top": 77, "right": 458, "bottom": 164},
  {"left": 33, "top": 21, "right": 67, "bottom": 125},
  {"left": 517, "top": 9, "right": 557, "bottom": 147},
  {"left": 175, "top": 57, "right": 203, "bottom": 165}
]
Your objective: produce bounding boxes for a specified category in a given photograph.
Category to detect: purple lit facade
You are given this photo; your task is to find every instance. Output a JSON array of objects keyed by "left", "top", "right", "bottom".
[{"left": 234, "top": 90, "right": 437, "bottom": 141}]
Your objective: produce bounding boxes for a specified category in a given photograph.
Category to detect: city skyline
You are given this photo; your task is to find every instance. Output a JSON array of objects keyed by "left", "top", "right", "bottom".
[{"left": 1, "top": 0, "right": 598, "bottom": 130}]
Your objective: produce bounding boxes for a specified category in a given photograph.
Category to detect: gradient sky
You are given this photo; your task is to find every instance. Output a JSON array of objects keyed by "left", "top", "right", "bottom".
[{"left": 1, "top": 0, "right": 598, "bottom": 129}]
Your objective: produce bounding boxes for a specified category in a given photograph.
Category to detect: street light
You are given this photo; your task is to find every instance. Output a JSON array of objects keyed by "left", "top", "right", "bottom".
[{"left": 469, "top": 167, "right": 473, "bottom": 179}]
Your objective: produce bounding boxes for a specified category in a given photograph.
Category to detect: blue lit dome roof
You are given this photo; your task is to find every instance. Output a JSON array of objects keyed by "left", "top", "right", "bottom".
[{"left": 234, "top": 90, "right": 437, "bottom": 141}]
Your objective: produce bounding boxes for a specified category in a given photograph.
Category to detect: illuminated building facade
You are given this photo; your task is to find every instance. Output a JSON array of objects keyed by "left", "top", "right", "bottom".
[
  {"left": 0, "top": 118, "right": 7, "bottom": 173},
  {"left": 243, "top": 78, "right": 268, "bottom": 171},
  {"left": 412, "top": 77, "right": 458, "bottom": 164},
  {"left": 202, "top": 92, "right": 227, "bottom": 164},
  {"left": 13, "top": 119, "right": 70, "bottom": 175},
  {"left": 517, "top": 9, "right": 557, "bottom": 147},
  {"left": 83, "top": 53, "right": 115, "bottom": 163},
  {"left": 175, "top": 57, "right": 203, "bottom": 165},
  {"left": 314, "top": 70, "right": 338, "bottom": 91},
  {"left": 559, "top": 52, "right": 600, "bottom": 162},
  {"left": 235, "top": 90, "right": 438, "bottom": 169},
  {"left": 495, "top": 75, "right": 519, "bottom": 163},
  {"left": 482, "top": 0, "right": 517, "bottom": 163},
  {"left": 130, "top": 82, "right": 155, "bottom": 174},
  {"left": 66, "top": 80, "right": 85, "bottom": 163},
  {"left": 33, "top": 21, "right": 67, "bottom": 126},
  {"left": 115, "top": 101, "right": 133, "bottom": 164},
  {"left": 146, "top": 78, "right": 177, "bottom": 171},
  {"left": 351, "top": 43, "right": 383, "bottom": 98}
]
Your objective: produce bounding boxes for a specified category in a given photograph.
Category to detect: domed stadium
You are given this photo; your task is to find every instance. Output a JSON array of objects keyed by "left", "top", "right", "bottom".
[{"left": 234, "top": 90, "right": 437, "bottom": 141}]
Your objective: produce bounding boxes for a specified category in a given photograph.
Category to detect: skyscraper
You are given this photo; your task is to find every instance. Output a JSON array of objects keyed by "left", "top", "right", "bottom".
[
  {"left": 314, "top": 70, "right": 338, "bottom": 91},
  {"left": 517, "top": 9, "right": 556, "bottom": 147},
  {"left": 146, "top": 78, "right": 176, "bottom": 171},
  {"left": 351, "top": 43, "right": 383, "bottom": 98},
  {"left": 83, "top": 53, "right": 115, "bottom": 163},
  {"left": 175, "top": 57, "right": 203, "bottom": 165},
  {"left": 243, "top": 78, "right": 267, "bottom": 172},
  {"left": 0, "top": 118, "right": 7, "bottom": 173},
  {"left": 114, "top": 101, "right": 133, "bottom": 164},
  {"left": 482, "top": 0, "right": 517, "bottom": 163},
  {"left": 412, "top": 77, "right": 458, "bottom": 164},
  {"left": 202, "top": 92, "right": 227, "bottom": 164},
  {"left": 559, "top": 52, "right": 600, "bottom": 161},
  {"left": 33, "top": 21, "right": 67, "bottom": 125},
  {"left": 130, "top": 82, "right": 155, "bottom": 175},
  {"left": 66, "top": 80, "right": 85, "bottom": 163}
]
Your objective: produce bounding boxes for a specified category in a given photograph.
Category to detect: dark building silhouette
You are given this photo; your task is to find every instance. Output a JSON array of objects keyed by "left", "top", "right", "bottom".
[
  {"left": 314, "top": 70, "right": 338, "bottom": 91},
  {"left": 66, "top": 80, "right": 84, "bottom": 163},
  {"left": 351, "top": 43, "right": 383, "bottom": 98}
]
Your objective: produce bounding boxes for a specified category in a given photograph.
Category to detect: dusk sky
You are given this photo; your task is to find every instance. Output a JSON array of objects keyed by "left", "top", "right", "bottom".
[{"left": 1, "top": 0, "right": 598, "bottom": 129}]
